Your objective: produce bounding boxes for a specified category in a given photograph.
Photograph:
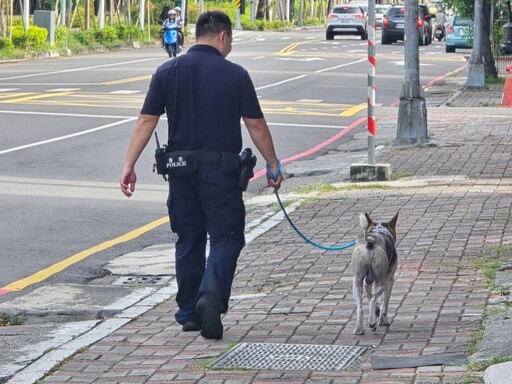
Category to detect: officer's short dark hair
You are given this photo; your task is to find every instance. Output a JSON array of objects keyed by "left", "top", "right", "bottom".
[{"left": 195, "top": 11, "right": 232, "bottom": 40}]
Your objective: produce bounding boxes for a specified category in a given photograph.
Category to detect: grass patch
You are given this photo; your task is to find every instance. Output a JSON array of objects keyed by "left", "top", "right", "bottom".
[
  {"left": 390, "top": 172, "right": 414, "bottom": 181},
  {"left": 476, "top": 256, "right": 501, "bottom": 288},
  {"left": 294, "top": 182, "right": 338, "bottom": 194},
  {"left": 199, "top": 342, "right": 240, "bottom": 370},
  {"left": 293, "top": 181, "right": 393, "bottom": 195},
  {"left": 0, "top": 313, "right": 24, "bottom": 326},
  {"left": 468, "top": 355, "right": 512, "bottom": 371},
  {"left": 466, "top": 328, "right": 485, "bottom": 355},
  {"left": 486, "top": 75, "right": 506, "bottom": 85}
]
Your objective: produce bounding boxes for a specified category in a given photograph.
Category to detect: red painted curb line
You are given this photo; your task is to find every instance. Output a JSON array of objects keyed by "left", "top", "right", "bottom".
[
  {"left": 0, "top": 288, "right": 15, "bottom": 296},
  {"left": 252, "top": 117, "right": 367, "bottom": 181},
  {"left": 502, "top": 77, "right": 512, "bottom": 107}
]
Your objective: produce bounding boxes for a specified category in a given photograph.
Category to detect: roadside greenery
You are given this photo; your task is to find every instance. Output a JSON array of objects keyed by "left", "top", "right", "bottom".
[{"left": 0, "top": 0, "right": 324, "bottom": 60}]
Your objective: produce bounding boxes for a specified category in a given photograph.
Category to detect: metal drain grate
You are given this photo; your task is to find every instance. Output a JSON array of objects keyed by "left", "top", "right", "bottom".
[
  {"left": 112, "top": 275, "right": 171, "bottom": 286},
  {"left": 209, "top": 343, "right": 366, "bottom": 371}
]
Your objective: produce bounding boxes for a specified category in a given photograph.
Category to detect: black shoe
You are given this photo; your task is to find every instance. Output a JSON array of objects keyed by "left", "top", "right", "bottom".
[
  {"left": 182, "top": 321, "right": 201, "bottom": 332},
  {"left": 196, "top": 293, "right": 223, "bottom": 340}
]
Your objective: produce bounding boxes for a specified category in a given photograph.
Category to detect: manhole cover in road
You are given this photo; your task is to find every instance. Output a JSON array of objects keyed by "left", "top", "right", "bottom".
[{"left": 209, "top": 343, "right": 366, "bottom": 371}]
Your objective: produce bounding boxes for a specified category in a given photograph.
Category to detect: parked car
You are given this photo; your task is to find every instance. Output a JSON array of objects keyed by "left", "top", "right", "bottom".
[
  {"left": 381, "top": 4, "right": 431, "bottom": 46},
  {"left": 445, "top": 16, "right": 473, "bottom": 53},
  {"left": 326, "top": 5, "right": 368, "bottom": 40},
  {"left": 375, "top": 4, "right": 391, "bottom": 27}
]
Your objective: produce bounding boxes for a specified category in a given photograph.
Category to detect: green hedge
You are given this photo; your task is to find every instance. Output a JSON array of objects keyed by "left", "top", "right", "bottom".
[{"left": 11, "top": 26, "right": 48, "bottom": 50}]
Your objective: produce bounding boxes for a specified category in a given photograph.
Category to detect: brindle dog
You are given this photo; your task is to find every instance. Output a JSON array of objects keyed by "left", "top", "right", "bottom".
[{"left": 352, "top": 212, "right": 399, "bottom": 335}]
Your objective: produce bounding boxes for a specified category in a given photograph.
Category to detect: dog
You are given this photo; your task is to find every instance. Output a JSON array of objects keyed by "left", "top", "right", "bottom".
[{"left": 351, "top": 212, "right": 398, "bottom": 335}]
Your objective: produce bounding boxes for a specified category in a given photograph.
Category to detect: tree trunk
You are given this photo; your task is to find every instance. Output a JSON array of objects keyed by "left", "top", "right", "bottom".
[
  {"left": 0, "top": 0, "right": 6, "bottom": 38},
  {"left": 256, "top": 0, "right": 268, "bottom": 20},
  {"left": 482, "top": 0, "right": 497, "bottom": 77}
]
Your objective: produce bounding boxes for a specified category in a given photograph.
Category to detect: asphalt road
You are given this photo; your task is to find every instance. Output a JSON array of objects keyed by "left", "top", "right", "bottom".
[{"left": 0, "top": 29, "right": 470, "bottom": 302}]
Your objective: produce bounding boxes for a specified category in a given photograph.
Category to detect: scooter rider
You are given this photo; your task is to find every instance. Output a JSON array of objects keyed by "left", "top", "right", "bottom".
[
  {"left": 433, "top": 9, "right": 447, "bottom": 39},
  {"left": 162, "top": 10, "right": 179, "bottom": 49},
  {"left": 174, "top": 6, "right": 184, "bottom": 49}
]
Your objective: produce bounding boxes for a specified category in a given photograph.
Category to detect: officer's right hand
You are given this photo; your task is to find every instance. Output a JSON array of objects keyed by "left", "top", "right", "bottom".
[{"left": 120, "top": 166, "right": 137, "bottom": 197}]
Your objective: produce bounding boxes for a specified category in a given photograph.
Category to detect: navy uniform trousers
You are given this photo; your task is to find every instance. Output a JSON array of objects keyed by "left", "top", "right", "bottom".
[{"left": 167, "top": 163, "right": 245, "bottom": 326}]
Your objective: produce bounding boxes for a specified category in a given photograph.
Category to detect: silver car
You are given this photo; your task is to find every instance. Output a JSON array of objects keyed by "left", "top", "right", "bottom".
[{"left": 326, "top": 5, "right": 368, "bottom": 40}]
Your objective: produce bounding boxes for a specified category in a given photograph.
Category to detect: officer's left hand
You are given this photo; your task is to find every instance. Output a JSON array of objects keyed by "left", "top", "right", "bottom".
[{"left": 267, "top": 171, "right": 283, "bottom": 193}]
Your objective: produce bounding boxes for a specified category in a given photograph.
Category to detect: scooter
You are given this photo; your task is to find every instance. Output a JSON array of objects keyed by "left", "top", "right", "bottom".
[
  {"left": 500, "top": 40, "right": 512, "bottom": 55},
  {"left": 434, "top": 25, "right": 445, "bottom": 41},
  {"left": 163, "top": 26, "right": 180, "bottom": 58}
]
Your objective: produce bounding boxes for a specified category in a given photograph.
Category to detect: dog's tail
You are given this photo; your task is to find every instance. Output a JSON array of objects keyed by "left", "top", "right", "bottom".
[{"left": 359, "top": 213, "right": 375, "bottom": 244}]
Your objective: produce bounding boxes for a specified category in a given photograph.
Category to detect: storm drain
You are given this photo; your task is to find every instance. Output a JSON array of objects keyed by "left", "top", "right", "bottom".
[
  {"left": 112, "top": 275, "right": 172, "bottom": 286},
  {"left": 209, "top": 343, "right": 366, "bottom": 371}
]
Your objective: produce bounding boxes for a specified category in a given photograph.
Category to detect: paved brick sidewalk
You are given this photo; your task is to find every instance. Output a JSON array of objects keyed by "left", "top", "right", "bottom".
[{"left": 37, "top": 88, "right": 512, "bottom": 383}]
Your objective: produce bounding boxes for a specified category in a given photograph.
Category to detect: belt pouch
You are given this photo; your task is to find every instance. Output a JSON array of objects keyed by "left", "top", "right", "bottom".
[
  {"left": 165, "top": 151, "right": 198, "bottom": 176},
  {"left": 221, "top": 152, "right": 241, "bottom": 174}
]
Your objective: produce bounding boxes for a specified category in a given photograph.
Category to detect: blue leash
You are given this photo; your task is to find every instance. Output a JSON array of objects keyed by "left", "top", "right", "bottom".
[{"left": 266, "top": 161, "right": 356, "bottom": 251}]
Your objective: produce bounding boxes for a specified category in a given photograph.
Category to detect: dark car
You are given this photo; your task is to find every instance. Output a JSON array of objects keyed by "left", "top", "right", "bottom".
[
  {"left": 418, "top": 3, "right": 433, "bottom": 44},
  {"left": 381, "top": 4, "right": 431, "bottom": 46}
]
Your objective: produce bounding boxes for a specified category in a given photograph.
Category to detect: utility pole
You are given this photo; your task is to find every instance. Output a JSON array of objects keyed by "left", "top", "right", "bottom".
[
  {"left": 396, "top": 0, "right": 428, "bottom": 145},
  {"left": 467, "top": 0, "right": 485, "bottom": 88},
  {"left": 349, "top": 0, "right": 392, "bottom": 182}
]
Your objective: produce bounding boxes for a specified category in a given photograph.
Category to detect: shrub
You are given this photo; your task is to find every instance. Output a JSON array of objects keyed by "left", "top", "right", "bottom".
[
  {"left": 72, "top": 29, "right": 96, "bottom": 46},
  {"left": 27, "top": 26, "right": 49, "bottom": 49},
  {"left": 94, "top": 26, "right": 119, "bottom": 44},
  {"left": 11, "top": 26, "right": 29, "bottom": 48},
  {"left": 55, "top": 25, "right": 70, "bottom": 48},
  {"left": 0, "top": 37, "right": 13, "bottom": 50},
  {"left": 116, "top": 24, "right": 143, "bottom": 41}
]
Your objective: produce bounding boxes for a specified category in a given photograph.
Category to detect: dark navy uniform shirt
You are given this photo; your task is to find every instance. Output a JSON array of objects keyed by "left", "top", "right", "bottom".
[{"left": 141, "top": 45, "right": 263, "bottom": 153}]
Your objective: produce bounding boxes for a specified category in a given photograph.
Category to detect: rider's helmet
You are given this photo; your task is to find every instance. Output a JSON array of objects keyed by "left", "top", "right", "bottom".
[
  {"left": 168, "top": 9, "right": 177, "bottom": 17},
  {"left": 174, "top": 6, "right": 181, "bottom": 12}
]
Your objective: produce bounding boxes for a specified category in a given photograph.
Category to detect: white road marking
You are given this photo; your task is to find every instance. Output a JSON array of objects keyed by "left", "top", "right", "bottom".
[
  {"left": 109, "top": 90, "right": 141, "bottom": 94},
  {"left": 46, "top": 88, "right": 81, "bottom": 92},
  {"left": 0, "top": 58, "right": 162, "bottom": 81},
  {"left": 255, "top": 75, "right": 307, "bottom": 91},
  {"left": 315, "top": 58, "right": 366, "bottom": 73},
  {"left": 0, "top": 117, "right": 137, "bottom": 155},
  {"left": 0, "top": 88, "right": 19, "bottom": 92}
]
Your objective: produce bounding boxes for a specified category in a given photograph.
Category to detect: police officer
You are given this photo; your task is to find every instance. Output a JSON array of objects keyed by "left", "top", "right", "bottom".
[{"left": 119, "top": 11, "right": 283, "bottom": 340}]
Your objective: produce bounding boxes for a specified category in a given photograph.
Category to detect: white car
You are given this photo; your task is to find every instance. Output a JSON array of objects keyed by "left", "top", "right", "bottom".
[
  {"left": 375, "top": 4, "right": 391, "bottom": 27},
  {"left": 326, "top": 4, "right": 368, "bottom": 40}
]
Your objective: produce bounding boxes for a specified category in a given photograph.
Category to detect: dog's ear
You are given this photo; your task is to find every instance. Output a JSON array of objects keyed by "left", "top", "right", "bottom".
[
  {"left": 364, "top": 212, "right": 373, "bottom": 228},
  {"left": 388, "top": 212, "right": 399, "bottom": 231}
]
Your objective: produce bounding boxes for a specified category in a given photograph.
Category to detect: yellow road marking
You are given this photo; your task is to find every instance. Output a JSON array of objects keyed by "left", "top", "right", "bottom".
[
  {"left": 2, "top": 216, "right": 170, "bottom": 292},
  {"left": 340, "top": 103, "right": 367, "bottom": 116},
  {"left": 102, "top": 75, "right": 152, "bottom": 85},
  {"left": 276, "top": 39, "right": 323, "bottom": 56},
  {"left": 4, "top": 91, "right": 73, "bottom": 104},
  {"left": 252, "top": 56, "right": 265, "bottom": 60},
  {"left": 0, "top": 93, "right": 33, "bottom": 100}
]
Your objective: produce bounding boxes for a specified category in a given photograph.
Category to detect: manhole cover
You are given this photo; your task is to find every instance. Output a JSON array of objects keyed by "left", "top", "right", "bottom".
[
  {"left": 209, "top": 343, "right": 366, "bottom": 371},
  {"left": 112, "top": 275, "right": 171, "bottom": 285}
]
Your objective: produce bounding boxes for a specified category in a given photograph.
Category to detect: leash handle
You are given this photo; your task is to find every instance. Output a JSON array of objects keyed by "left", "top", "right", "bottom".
[
  {"left": 266, "top": 159, "right": 281, "bottom": 182},
  {"left": 275, "top": 191, "right": 356, "bottom": 252}
]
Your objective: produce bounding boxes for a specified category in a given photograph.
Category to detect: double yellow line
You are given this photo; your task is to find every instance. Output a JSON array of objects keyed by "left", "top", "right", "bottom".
[{"left": 276, "top": 39, "right": 322, "bottom": 56}]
